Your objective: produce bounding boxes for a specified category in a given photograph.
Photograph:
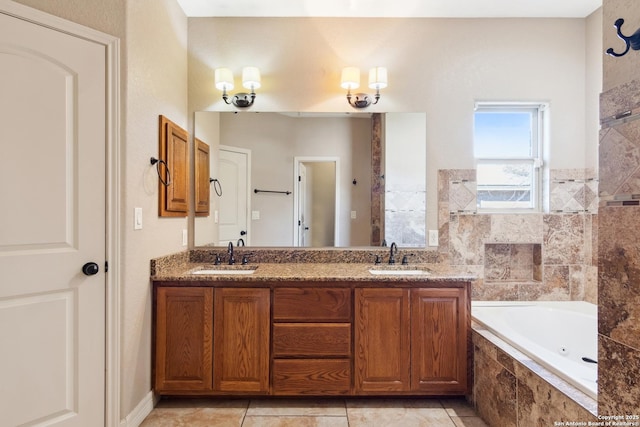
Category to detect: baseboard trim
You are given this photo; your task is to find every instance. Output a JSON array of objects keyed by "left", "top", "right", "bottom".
[{"left": 120, "top": 391, "right": 156, "bottom": 427}]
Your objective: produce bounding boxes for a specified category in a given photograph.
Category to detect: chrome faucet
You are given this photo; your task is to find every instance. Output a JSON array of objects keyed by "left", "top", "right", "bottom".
[
  {"left": 227, "top": 241, "right": 235, "bottom": 265},
  {"left": 389, "top": 242, "right": 398, "bottom": 264}
]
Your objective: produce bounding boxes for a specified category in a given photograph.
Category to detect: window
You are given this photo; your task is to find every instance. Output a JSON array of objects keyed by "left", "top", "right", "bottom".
[{"left": 474, "top": 103, "right": 545, "bottom": 212}]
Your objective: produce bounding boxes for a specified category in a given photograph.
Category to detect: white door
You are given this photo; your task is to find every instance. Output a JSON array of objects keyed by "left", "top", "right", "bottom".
[
  {"left": 0, "top": 11, "right": 106, "bottom": 427},
  {"left": 218, "top": 146, "right": 250, "bottom": 246},
  {"left": 297, "top": 163, "right": 310, "bottom": 246}
]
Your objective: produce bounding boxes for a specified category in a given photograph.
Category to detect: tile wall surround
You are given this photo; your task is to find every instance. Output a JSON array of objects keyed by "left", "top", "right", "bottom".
[
  {"left": 598, "top": 76, "right": 640, "bottom": 414},
  {"left": 384, "top": 192, "right": 427, "bottom": 248},
  {"left": 472, "top": 328, "right": 597, "bottom": 426},
  {"left": 438, "top": 168, "right": 598, "bottom": 303}
]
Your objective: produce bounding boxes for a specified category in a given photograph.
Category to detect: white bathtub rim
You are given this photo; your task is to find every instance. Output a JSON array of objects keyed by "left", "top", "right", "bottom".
[
  {"left": 473, "top": 300, "right": 596, "bottom": 315},
  {"left": 471, "top": 301, "right": 598, "bottom": 402}
]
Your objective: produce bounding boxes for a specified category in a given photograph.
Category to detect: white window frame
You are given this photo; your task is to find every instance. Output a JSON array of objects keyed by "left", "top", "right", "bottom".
[{"left": 474, "top": 102, "right": 546, "bottom": 213}]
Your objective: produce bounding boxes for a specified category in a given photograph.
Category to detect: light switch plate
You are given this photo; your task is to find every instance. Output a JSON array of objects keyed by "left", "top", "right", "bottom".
[
  {"left": 134, "top": 207, "right": 142, "bottom": 230},
  {"left": 428, "top": 230, "right": 439, "bottom": 246},
  {"left": 252, "top": 210, "right": 260, "bottom": 220},
  {"left": 351, "top": 211, "right": 357, "bottom": 219}
]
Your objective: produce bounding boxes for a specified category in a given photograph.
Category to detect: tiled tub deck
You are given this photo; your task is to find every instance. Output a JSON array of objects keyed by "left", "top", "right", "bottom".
[{"left": 471, "top": 325, "right": 597, "bottom": 426}]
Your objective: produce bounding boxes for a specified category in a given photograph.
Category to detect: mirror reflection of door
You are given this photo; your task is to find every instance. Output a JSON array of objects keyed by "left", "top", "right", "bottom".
[
  {"left": 218, "top": 146, "right": 251, "bottom": 246},
  {"left": 298, "top": 163, "right": 309, "bottom": 246},
  {"left": 294, "top": 157, "right": 339, "bottom": 247}
]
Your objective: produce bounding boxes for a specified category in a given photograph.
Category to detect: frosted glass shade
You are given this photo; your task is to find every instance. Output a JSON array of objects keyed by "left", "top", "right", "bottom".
[
  {"left": 368, "top": 67, "right": 388, "bottom": 89},
  {"left": 341, "top": 67, "right": 360, "bottom": 90},
  {"left": 242, "top": 66, "right": 261, "bottom": 90},
  {"left": 214, "top": 68, "right": 234, "bottom": 91}
]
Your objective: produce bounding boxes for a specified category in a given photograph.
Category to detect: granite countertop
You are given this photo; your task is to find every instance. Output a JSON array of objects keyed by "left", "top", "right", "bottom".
[{"left": 151, "top": 262, "right": 477, "bottom": 283}]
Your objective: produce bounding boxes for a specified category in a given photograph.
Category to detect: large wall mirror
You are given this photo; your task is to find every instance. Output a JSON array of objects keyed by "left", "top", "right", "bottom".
[{"left": 193, "top": 111, "right": 427, "bottom": 248}]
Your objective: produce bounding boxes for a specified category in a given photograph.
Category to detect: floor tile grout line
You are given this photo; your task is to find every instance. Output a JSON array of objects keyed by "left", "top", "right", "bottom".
[{"left": 239, "top": 399, "right": 250, "bottom": 426}]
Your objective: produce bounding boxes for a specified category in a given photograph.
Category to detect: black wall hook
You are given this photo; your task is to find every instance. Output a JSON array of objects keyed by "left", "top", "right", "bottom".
[
  {"left": 209, "top": 178, "right": 222, "bottom": 196},
  {"left": 150, "top": 157, "right": 171, "bottom": 186},
  {"left": 606, "top": 18, "right": 640, "bottom": 57}
]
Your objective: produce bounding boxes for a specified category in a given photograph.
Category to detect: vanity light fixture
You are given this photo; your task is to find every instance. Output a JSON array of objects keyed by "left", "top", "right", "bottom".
[
  {"left": 341, "top": 66, "right": 387, "bottom": 108},
  {"left": 214, "top": 66, "right": 261, "bottom": 108}
]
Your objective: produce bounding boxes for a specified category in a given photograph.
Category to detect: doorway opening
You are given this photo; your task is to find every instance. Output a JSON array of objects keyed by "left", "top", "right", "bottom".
[{"left": 293, "top": 157, "right": 340, "bottom": 247}]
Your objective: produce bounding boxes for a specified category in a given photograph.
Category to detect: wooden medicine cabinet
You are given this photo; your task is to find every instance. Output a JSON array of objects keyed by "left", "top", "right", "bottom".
[{"left": 158, "top": 115, "right": 189, "bottom": 217}]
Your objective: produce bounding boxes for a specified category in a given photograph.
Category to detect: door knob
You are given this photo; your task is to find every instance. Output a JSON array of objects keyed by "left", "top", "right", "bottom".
[
  {"left": 240, "top": 230, "right": 247, "bottom": 236},
  {"left": 82, "top": 262, "right": 99, "bottom": 276}
]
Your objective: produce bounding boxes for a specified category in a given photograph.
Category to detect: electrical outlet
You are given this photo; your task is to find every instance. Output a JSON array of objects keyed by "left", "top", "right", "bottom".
[
  {"left": 351, "top": 210, "right": 357, "bottom": 219},
  {"left": 428, "top": 230, "right": 439, "bottom": 246},
  {"left": 182, "top": 229, "right": 188, "bottom": 246},
  {"left": 252, "top": 210, "right": 260, "bottom": 220}
]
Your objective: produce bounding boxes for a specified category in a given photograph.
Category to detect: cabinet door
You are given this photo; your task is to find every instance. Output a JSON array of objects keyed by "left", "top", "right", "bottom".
[
  {"left": 411, "top": 288, "right": 469, "bottom": 393},
  {"left": 158, "top": 115, "right": 189, "bottom": 216},
  {"left": 154, "top": 287, "right": 213, "bottom": 392},
  {"left": 214, "top": 288, "right": 270, "bottom": 393},
  {"left": 195, "top": 138, "right": 210, "bottom": 216},
  {"left": 355, "top": 288, "right": 410, "bottom": 393}
]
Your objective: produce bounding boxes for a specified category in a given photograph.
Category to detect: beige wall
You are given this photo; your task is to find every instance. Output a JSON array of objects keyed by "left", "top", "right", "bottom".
[
  {"left": 122, "top": 0, "right": 188, "bottom": 417},
  {"left": 12, "top": 0, "right": 189, "bottom": 420},
  {"left": 194, "top": 112, "right": 221, "bottom": 246},
  {"left": 586, "top": 8, "right": 604, "bottom": 168}
]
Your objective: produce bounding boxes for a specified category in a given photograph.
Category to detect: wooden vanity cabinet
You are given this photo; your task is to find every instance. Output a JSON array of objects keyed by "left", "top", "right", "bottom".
[
  {"left": 355, "top": 288, "right": 410, "bottom": 392},
  {"left": 153, "top": 280, "right": 470, "bottom": 397},
  {"left": 214, "top": 288, "right": 270, "bottom": 393},
  {"left": 355, "top": 286, "right": 469, "bottom": 395},
  {"left": 154, "top": 287, "right": 213, "bottom": 393},
  {"left": 153, "top": 285, "right": 269, "bottom": 395},
  {"left": 410, "top": 287, "right": 469, "bottom": 393},
  {"left": 272, "top": 287, "right": 352, "bottom": 395}
]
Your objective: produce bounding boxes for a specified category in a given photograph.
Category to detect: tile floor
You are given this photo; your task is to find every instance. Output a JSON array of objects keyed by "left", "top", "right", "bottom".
[{"left": 140, "top": 397, "right": 488, "bottom": 427}]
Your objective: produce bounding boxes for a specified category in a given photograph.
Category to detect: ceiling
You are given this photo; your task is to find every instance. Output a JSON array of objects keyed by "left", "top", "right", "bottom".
[{"left": 176, "top": 0, "right": 602, "bottom": 18}]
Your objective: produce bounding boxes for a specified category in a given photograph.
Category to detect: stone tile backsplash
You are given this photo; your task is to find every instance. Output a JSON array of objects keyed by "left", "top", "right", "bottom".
[
  {"left": 484, "top": 244, "right": 541, "bottom": 283},
  {"left": 549, "top": 169, "right": 598, "bottom": 213},
  {"left": 438, "top": 168, "right": 597, "bottom": 303}
]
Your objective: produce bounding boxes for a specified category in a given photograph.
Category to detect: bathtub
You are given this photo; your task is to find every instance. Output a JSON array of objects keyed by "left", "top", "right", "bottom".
[{"left": 472, "top": 301, "right": 597, "bottom": 400}]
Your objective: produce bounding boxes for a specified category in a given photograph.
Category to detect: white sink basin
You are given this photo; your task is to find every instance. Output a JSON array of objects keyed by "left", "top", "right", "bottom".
[
  {"left": 190, "top": 266, "right": 257, "bottom": 275},
  {"left": 369, "top": 269, "right": 428, "bottom": 276}
]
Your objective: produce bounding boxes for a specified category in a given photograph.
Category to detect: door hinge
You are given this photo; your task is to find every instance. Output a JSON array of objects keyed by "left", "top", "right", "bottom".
[
  {"left": 298, "top": 220, "right": 301, "bottom": 226},
  {"left": 298, "top": 175, "right": 301, "bottom": 182},
  {"left": 105, "top": 261, "right": 109, "bottom": 273}
]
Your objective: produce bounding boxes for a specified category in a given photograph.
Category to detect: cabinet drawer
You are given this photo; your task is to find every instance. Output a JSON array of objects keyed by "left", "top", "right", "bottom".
[
  {"left": 272, "top": 359, "right": 351, "bottom": 395},
  {"left": 273, "top": 323, "right": 351, "bottom": 357},
  {"left": 273, "top": 288, "right": 351, "bottom": 321}
]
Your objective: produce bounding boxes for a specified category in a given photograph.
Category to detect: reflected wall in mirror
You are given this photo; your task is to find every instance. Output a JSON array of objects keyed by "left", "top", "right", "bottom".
[
  {"left": 384, "top": 113, "right": 427, "bottom": 248},
  {"left": 193, "top": 112, "right": 427, "bottom": 248}
]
